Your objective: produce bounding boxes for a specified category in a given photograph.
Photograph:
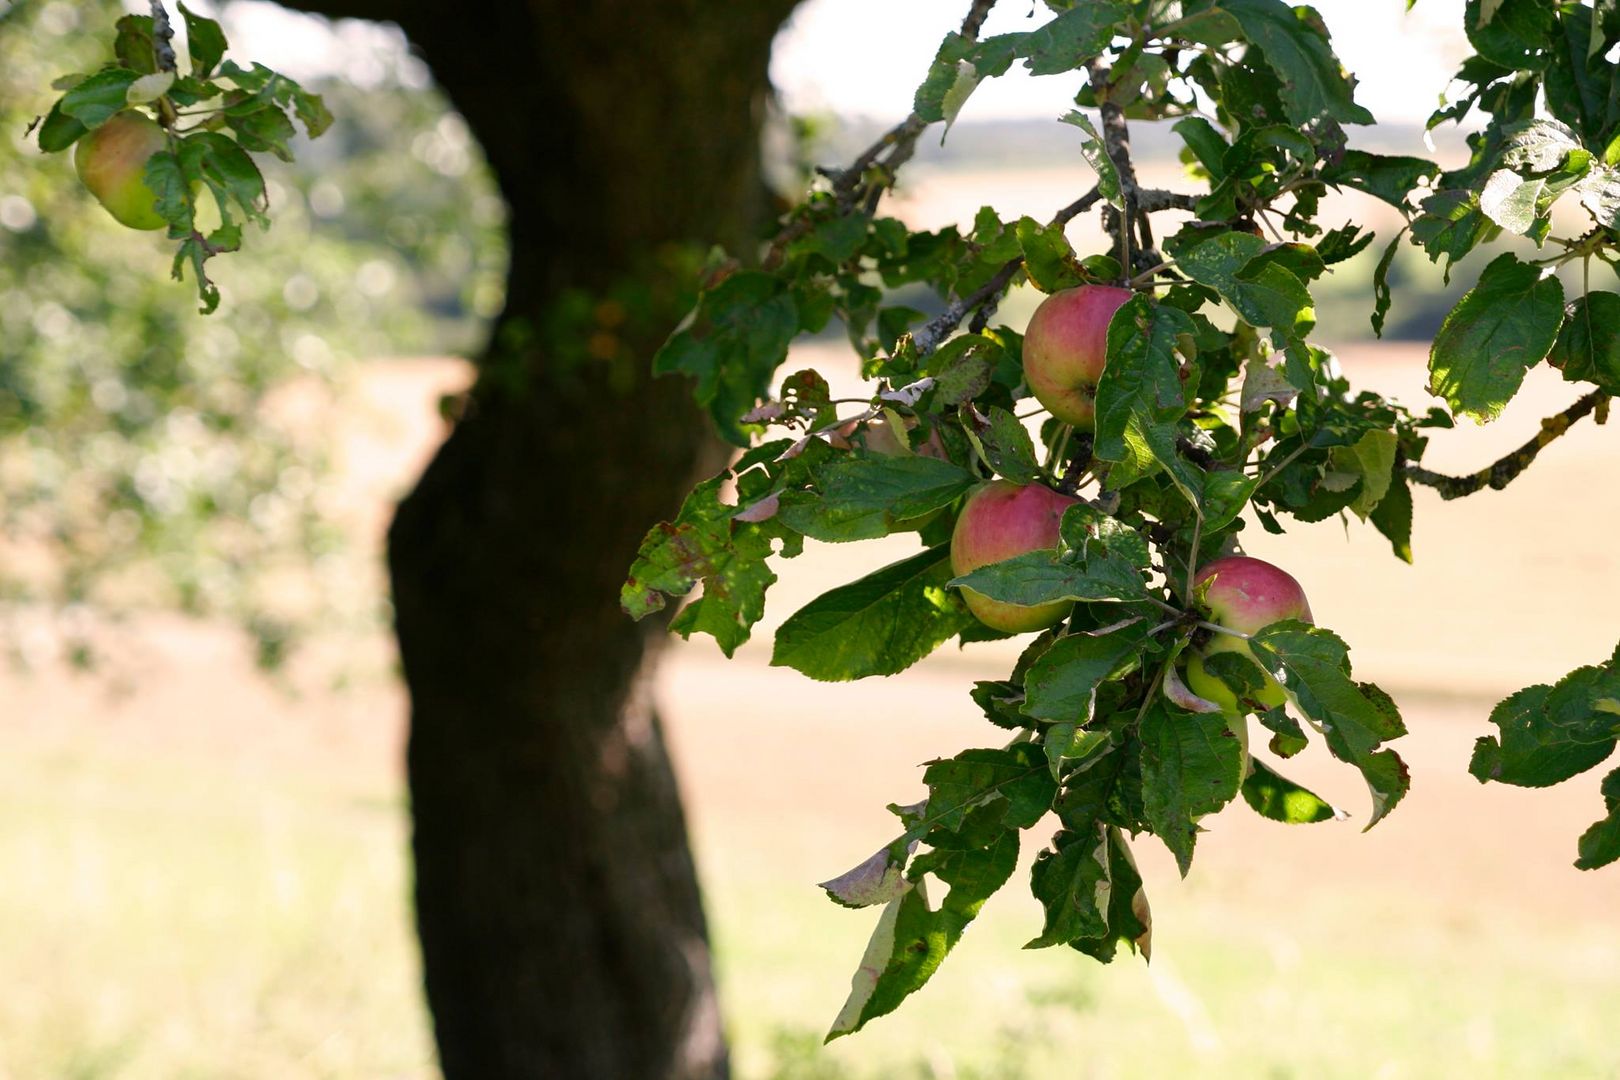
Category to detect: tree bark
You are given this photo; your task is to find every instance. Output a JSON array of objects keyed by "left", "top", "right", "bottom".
[{"left": 280, "top": 2, "right": 800, "bottom": 1075}]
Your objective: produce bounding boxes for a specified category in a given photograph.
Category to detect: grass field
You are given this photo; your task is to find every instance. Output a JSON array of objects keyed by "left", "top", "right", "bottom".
[{"left": 2, "top": 339, "right": 1618, "bottom": 1079}]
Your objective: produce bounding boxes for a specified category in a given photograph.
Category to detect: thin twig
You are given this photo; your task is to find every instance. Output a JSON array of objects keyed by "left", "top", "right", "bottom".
[
  {"left": 918, "top": 187, "right": 1105, "bottom": 351},
  {"left": 1405, "top": 390, "right": 1610, "bottom": 499},
  {"left": 763, "top": 0, "right": 998, "bottom": 270}
]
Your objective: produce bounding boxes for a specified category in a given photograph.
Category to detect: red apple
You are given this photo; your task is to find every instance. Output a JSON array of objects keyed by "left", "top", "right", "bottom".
[
  {"left": 1022, "top": 284, "right": 1134, "bottom": 428},
  {"left": 949, "top": 480, "right": 1080, "bottom": 633},
  {"left": 1184, "top": 555, "right": 1313, "bottom": 711},
  {"left": 75, "top": 110, "right": 169, "bottom": 231}
]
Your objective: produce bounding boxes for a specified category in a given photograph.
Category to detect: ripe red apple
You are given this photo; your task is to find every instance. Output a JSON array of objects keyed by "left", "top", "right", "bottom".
[
  {"left": 1022, "top": 284, "right": 1134, "bottom": 428},
  {"left": 1184, "top": 554, "right": 1313, "bottom": 711},
  {"left": 949, "top": 480, "right": 1080, "bottom": 633},
  {"left": 75, "top": 110, "right": 169, "bottom": 231}
]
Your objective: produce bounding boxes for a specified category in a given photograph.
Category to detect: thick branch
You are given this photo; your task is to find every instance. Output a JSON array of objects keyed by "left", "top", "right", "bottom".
[
  {"left": 1404, "top": 390, "right": 1609, "bottom": 500},
  {"left": 150, "top": 0, "right": 176, "bottom": 73}
]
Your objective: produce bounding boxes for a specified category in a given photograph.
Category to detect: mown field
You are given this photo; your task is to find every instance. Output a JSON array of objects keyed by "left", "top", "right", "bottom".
[{"left": 2, "top": 340, "right": 1617, "bottom": 1079}]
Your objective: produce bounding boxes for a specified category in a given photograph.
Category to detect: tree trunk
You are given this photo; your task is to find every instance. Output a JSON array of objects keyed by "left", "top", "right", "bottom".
[{"left": 283, "top": 2, "right": 800, "bottom": 1075}]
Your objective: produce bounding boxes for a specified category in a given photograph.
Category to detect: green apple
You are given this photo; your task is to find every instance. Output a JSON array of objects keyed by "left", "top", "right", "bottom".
[
  {"left": 949, "top": 480, "right": 1079, "bottom": 633},
  {"left": 75, "top": 110, "right": 169, "bottom": 231},
  {"left": 1184, "top": 554, "right": 1313, "bottom": 711},
  {"left": 1022, "top": 284, "right": 1134, "bottom": 429}
]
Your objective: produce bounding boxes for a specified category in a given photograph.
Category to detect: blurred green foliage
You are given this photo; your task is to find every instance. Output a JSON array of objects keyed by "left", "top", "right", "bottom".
[{"left": 0, "top": 0, "right": 506, "bottom": 669}]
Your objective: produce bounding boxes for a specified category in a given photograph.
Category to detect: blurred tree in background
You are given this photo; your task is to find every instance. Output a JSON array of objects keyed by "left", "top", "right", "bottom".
[
  {"left": 4, "top": 0, "right": 800, "bottom": 1077},
  {"left": 0, "top": 0, "right": 506, "bottom": 671}
]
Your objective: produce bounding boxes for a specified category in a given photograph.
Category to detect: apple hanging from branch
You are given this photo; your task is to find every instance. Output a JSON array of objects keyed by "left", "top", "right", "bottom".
[
  {"left": 1183, "top": 554, "right": 1314, "bottom": 712},
  {"left": 74, "top": 110, "right": 169, "bottom": 231},
  {"left": 1022, "top": 283, "right": 1134, "bottom": 428},
  {"left": 949, "top": 480, "right": 1080, "bottom": 633}
]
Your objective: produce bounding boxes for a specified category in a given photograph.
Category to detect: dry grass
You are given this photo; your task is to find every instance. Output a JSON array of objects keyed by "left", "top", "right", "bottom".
[{"left": 2, "top": 341, "right": 1618, "bottom": 1079}]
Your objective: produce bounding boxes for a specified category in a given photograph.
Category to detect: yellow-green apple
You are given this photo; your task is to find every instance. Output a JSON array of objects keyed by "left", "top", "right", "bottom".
[
  {"left": 1183, "top": 554, "right": 1313, "bottom": 712},
  {"left": 949, "top": 480, "right": 1079, "bottom": 632},
  {"left": 1022, "top": 284, "right": 1133, "bottom": 428},
  {"left": 75, "top": 110, "right": 169, "bottom": 231}
]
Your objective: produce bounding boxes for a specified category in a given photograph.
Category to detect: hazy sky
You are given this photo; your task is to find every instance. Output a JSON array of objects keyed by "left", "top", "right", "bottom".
[
  {"left": 771, "top": 0, "right": 1471, "bottom": 125},
  {"left": 211, "top": 0, "right": 1472, "bottom": 125}
]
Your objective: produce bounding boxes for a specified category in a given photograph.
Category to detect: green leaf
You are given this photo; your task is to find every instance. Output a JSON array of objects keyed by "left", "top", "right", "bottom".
[
  {"left": 1321, "top": 150, "right": 1439, "bottom": 209},
  {"left": 826, "top": 824, "right": 1019, "bottom": 1040},
  {"left": 179, "top": 2, "right": 229, "bottom": 79},
  {"left": 1370, "top": 229, "right": 1403, "bottom": 338},
  {"left": 57, "top": 67, "right": 141, "bottom": 130},
  {"left": 1468, "top": 659, "right": 1620, "bottom": 788},
  {"left": 778, "top": 456, "right": 974, "bottom": 543},
  {"left": 1059, "top": 504, "right": 1151, "bottom": 569},
  {"left": 1242, "top": 758, "right": 1344, "bottom": 823},
  {"left": 1257, "top": 704, "right": 1309, "bottom": 757},
  {"left": 114, "top": 15, "right": 159, "bottom": 74},
  {"left": 1022, "top": 619, "right": 1152, "bottom": 723},
  {"left": 216, "top": 61, "right": 334, "bottom": 139},
  {"left": 948, "top": 547, "right": 1148, "bottom": 608},
  {"left": 36, "top": 99, "right": 89, "bottom": 153},
  {"left": 1026, "top": 824, "right": 1110, "bottom": 948},
  {"left": 1476, "top": 169, "right": 1544, "bottom": 234},
  {"left": 1576, "top": 803, "right": 1620, "bottom": 870},
  {"left": 1139, "top": 701, "right": 1246, "bottom": 875},
  {"left": 1174, "top": 116, "right": 1230, "bottom": 181},
  {"left": 929, "top": 335, "right": 1000, "bottom": 406},
  {"left": 1017, "top": 216, "right": 1083, "bottom": 294},
  {"left": 179, "top": 131, "right": 269, "bottom": 229},
  {"left": 1042, "top": 724, "right": 1114, "bottom": 779},
  {"left": 225, "top": 103, "right": 298, "bottom": 162},
  {"left": 1465, "top": 0, "right": 1554, "bottom": 70},
  {"left": 654, "top": 271, "right": 798, "bottom": 446},
  {"left": 922, "top": 744, "right": 1056, "bottom": 832},
  {"left": 1369, "top": 473, "right": 1414, "bottom": 564},
  {"left": 1092, "top": 296, "right": 1196, "bottom": 495},
  {"left": 1072, "top": 826, "right": 1152, "bottom": 962},
  {"left": 1167, "top": 229, "right": 1313, "bottom": 333},
  {"left": 1316, "top": 223, "right": 1375, "bottom": 265},
  {"left": 980, "top": 406, "right": 1042, "bottom": 485},
  {"left": 1062, "top": 111, "right": 1121, "bottom": 207},
  {"left": 1249, "top": 622, "right": 1410, "bottom": 828},
  {"left": 1412, "top": 188, "right": 1504, "bottom": 277},
  {"left": 1219, "top": 0, "right": 1375, "bottom": 125},
  {"left": 1428, "top": 252, "right": 1564, "bottom": 422},
  {"left": 1019, "top": 2, "right": 1130, "bottom": 75},
  {"left": 621, "top": 475, "right": 778, "bottom": 657},
  {"left": 1549, "top": 292, "right": 1620, "bottom": 395},
  {"left": 773, "top": 546, "right": 975, "bottom": 681},
  {"left": 1329, "top": 429, "right": 1397, "bottom": 518}
]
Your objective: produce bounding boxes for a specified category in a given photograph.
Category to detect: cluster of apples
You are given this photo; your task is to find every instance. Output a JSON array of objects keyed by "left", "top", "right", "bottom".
[{"left": 936, "top": 284, "right": 1311, "bottom": 712}]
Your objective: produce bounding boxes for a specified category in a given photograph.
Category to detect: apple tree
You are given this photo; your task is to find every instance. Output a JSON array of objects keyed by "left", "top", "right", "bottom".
[
  {"left": 22, "top": 0, "right": 799, "bottom": 1075},
  {"left": 625, "top": 0, "right": 1619, "bottom": 1039}
]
